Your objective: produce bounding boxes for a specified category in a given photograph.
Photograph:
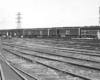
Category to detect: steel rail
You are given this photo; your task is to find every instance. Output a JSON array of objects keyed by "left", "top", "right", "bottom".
[
  {"left": 0, "top": 54, "right": 38, "bottom": 80},
  {"left": 3, "top": 47, "right": 91, "bottom": 80}
]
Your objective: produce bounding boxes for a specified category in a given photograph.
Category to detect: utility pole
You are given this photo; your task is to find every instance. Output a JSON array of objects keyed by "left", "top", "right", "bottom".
[
  {"left": 97, "top": 7, "right": 100, "bottom": 39},
  {"left": 99, "top": 6, "right": 100, "bottom": 26},
  {"left": 16, "top": 12, "right": 22, "bottom": 29}
]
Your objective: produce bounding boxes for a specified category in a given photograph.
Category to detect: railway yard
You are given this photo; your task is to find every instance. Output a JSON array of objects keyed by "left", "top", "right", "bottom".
[{"left": 0, "top": 38, "right": 100, "bottom": 80}]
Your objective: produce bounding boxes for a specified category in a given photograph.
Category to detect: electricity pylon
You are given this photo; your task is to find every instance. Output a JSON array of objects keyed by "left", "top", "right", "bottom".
[{"left": 16, "top": 12, "right": 22, "bottom": 29}]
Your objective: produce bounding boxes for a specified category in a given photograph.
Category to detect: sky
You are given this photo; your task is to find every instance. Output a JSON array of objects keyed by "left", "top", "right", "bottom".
[{"left": 0, "top": 0, "right": 100, "bottom": 29}]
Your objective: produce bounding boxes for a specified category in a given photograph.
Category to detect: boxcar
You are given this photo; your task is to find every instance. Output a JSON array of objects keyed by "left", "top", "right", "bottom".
[
  {"left": 41, "top": 28, "right": 49, "bottom": 37},
  {"left": 32, "top": 29, "right": 41, "bottom": 36},
  {"left": 0, "top": 29, "right": 8, "bottom": 37},
  {"left": 49, "top": 28, "right": 58, "bottom": 37},
  {"left": 23, "top": 29, "right": 34, "bottom": 38},
  {"left": 58, "top": 27, "right": 80, "bottom": 38},
  {"left": 80, "top": 26, "right": 100, "bottom": 38},
  {"left": 7, "top": 29, "right": 23, "bottom": 37},
  {"left": 23, "top": 28, "right": 41, "bottom": 38}
]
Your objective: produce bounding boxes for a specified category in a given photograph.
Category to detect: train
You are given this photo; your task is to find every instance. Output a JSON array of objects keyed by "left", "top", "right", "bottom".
[{"left": 0, "top": 26, "right": 100, "bottom": 39}]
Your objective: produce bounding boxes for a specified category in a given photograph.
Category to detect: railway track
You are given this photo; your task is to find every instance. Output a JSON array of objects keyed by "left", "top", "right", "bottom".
[
  {"left": 0, "top": 47, "right": 87, "bottom": 80},
  {"left": 3, "top": 44, "right": 100, "bottom": 68},
  {"left": 0, "top": 49, "right": 39, "bottom": 80},
  {"left": 1, "top": 44, "right": 100, "bottom": 80},
  {"left": 2, "top": 39, "right": 100, "bottom": 60},
  {"left": 2, "top": 39, "right": 100, "bottom": 79},
  {"left": 0, "top": 55, "right": 27, "bottom": 80},
  {"left": 2, "top": 41, "right": 100, "bottom": 54},
  {"left": 5, "top": 47, "right": 100, "bottom": 70},
  {"left": 0, "top": 64, "right": 4, "bottom": 80},
  {"left": 2, "top": 38, "right": 99, "bottom": 51},
  {"left": 2, "top": 47, "right": 91, "bottom": 80},
  {"left": 3, "top": 42, "right": 100, "bottom": 63},
  {"left": 23, "top": 38, "right": 100, "bottom": 50}
]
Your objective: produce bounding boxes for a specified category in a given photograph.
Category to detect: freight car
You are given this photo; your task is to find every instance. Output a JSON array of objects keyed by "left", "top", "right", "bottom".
[
  {"left": 41, "top": 28, "right": 49, "bottom": 37},
  {"left": 57, "top": 27, "right": 80, "bottom": 38},
  {"left": 0, "top": 26, "right": 100, "bottom": 39},
  {"left": 80, "top": 26, "right": 100, "bottom": 39},
  {"left": 49, "top": 28, "right": 58, "bottom": 37},
  {"left": 23, "top": 28, "right": 42, "bottom": 38},
  {"left": 39, "top": 27, "right": 80, "bottom": 38},
  {"left": 23, "top": 27, "right": 80, "bottom": 38},
  {"left": 0, "top": 27, "right": 81, "bottom": 38},
  {"left": 0, "top": 29, "right": 23, "bottom": 38},
  {"left": 7, "top": 29, "right": 23, "bottom": 37},
  {"left": 0, "top": 29, "right": 8, "bottom": 37}
]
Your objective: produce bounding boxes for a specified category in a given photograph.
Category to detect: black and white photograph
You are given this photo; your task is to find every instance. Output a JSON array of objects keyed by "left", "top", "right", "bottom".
[{"left": 0, "top": 0, "right": 100, "bottom": 80}]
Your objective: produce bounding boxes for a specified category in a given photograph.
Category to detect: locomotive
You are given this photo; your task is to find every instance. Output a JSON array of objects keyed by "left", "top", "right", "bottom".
[{"left": 0, "top": 26, "right": 100, "bottom": 39}]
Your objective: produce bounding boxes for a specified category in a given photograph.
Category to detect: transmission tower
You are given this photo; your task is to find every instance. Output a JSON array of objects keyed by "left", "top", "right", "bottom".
[{"left": 16, "top": 12, "right": 22, "bottom": 29}]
